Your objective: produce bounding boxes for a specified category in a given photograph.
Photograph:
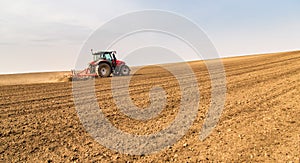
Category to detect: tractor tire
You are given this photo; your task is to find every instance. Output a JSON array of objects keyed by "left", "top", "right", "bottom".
[
  {"left": 120, "top": 65, "right": 130, "bottom": 76},
  {"left": 97, "top": 63, "right": 111, "bottom": 77}
]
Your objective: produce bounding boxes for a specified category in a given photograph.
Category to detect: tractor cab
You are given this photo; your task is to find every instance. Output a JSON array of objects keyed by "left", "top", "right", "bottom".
[{"left": 92, "top": 51, "right": 117, "bottom": 62}]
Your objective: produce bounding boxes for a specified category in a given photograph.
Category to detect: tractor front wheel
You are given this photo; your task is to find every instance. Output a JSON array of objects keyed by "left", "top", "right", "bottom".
[
  {"left": 97, "top": 63, "right": 111, "bottom": 77},
  {"left": 120, "top": 65, "right": 130, "bottom": 76}
]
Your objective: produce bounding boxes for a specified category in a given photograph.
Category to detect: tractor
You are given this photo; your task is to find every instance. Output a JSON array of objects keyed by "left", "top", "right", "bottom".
[{"left": 72, "top": 50, "right": 130, "bottom": 79}]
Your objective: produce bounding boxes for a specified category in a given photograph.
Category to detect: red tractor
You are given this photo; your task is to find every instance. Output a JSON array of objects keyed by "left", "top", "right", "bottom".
[{"left": 72, "top": 50, "right": 130, "bottom": 79}]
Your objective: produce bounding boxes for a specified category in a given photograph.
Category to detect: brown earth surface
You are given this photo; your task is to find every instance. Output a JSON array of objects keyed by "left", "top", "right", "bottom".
[
  {"left": 0, "top": 51, "right": 299, "bottom": 162},
  {"left": 0, "top": 72, "right": 71, "bottom": 86}
]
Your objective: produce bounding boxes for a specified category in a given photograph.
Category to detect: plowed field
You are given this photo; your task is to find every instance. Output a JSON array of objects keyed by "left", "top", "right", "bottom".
[{"left": 1, "top": 51, "right": 299, "bottom": 162}]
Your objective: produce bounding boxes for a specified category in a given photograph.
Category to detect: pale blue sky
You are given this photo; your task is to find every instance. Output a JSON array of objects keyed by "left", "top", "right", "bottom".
[{"left": 0, "top": 0, "right": 299, "bottom": 74}]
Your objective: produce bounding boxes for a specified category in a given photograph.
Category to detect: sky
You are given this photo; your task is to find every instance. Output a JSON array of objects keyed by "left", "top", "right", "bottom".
[{"left": 0, "top": 0, "right": 299, "bottom": 74}]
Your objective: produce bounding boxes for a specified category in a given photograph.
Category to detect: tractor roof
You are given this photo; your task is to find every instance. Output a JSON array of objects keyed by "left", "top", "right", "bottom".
[{"left": 92, "top": 50, "right": 116, "bottom": 55}]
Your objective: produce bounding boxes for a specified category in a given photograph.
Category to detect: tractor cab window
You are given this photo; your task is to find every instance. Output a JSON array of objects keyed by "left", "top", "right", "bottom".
[
  {"left": 93, "top": 55, "right": 100, "bottom": 61},
  {"left": 103, "top": 53, "right": 112, "bottom": 61}
]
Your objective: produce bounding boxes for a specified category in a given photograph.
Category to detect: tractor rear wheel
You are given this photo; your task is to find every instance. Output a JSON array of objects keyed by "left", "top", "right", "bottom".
[
  {"left": 97, "top": 63, "right": 111, "bottom": 77},
  {"left": 120, "top": 65, "right": 130, "bottom": 76}
]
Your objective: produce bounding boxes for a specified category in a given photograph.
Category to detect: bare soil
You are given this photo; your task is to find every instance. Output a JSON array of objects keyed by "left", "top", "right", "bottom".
[
  {"left": 0, "top": 72, "right": 71, "bottom": 86},
  {"left": 0, "top": 51, "right": 299, "bottom": 162}
]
